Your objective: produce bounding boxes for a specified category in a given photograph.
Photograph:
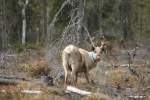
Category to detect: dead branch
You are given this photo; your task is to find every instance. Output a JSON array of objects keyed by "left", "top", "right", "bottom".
[
  {"left": 66, "top": 86, "right": 92, "bottom": 96},
  {"left": 49, "top": 0, "right": 71, "bottom": 26},
  {"left": 47, "top": 0, "right": 72, "bottom": 42}
]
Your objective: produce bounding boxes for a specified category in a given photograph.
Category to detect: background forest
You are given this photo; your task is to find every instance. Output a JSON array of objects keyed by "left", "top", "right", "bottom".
[{"left": 0, "top": 0, "right": 150, "bottom": 51}]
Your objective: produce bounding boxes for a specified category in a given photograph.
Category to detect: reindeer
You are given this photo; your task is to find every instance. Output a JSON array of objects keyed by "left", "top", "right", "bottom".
[
  {"left": 100, "top": 40, "right": 112, "bottom": 55},
  {"left": 62, "top": 44, "right": 104, "bottom": 86},
  {"left": 100, "top": 34, "right": 112, "bottom": 55}
]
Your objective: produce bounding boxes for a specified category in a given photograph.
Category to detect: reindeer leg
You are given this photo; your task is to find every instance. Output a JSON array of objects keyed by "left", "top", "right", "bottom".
[
  {"left": 71, "top": 71, "right": 77, "bottom": 86},
  {"left": 64, "top": 72, "right": 68, "bottom": 86},
  {"left": 84, "top": 71, "right": 90, "bottom": 83},
  {"left": 75, "top": 72, "right": 78, "bottom": 84}
]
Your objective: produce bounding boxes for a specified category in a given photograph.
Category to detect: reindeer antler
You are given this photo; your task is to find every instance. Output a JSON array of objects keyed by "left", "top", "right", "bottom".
[{"left": 84, "top": 26, "right": 96, "bottom": 47}]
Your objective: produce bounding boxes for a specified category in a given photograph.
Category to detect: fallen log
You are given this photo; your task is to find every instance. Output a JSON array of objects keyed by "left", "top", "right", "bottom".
[
  {"left": 0, "top": 75, "right": 28, "bottom": 80},
  {"left": 1, "top": 89, "right": 43, "bottom": 95},
  {"left": 0, "top": 78, "right": 22, "bottom": 85},
  {"left": 66, "top": 86, "right": 92, "bottom": 96},
  {"left": 0, "top": 75, "right": 29, "bottom": 85},
  {"left": 0, "top": 75, "right": 55, "bottom": 86}
]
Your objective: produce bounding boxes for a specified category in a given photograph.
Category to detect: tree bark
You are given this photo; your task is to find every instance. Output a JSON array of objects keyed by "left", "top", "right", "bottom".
[
  {"left": 40, "top": 0, "right": 47, "bottom": 44},
  {"left": 21, "top": 0, "right": 28, "bottom": 45},
  {"left": 77, "top": 0, "right": 85, "bottom": 45},
  {"left": 22, "top": 8, "right": 26, "bottom": 45},
  {"left": 46, "top": 3, "right": 51, "bottom": 43},
  {"left": 1, "top": 0, "right": 8, "bottom": 50}
]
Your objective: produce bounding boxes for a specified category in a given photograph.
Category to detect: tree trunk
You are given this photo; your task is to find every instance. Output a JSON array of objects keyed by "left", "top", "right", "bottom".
[
  {"left": 120, "top": 0, "right": 133, "bottom": 41},
  {"left": 46, "top": 3, "right": 51, "bottom": 43},
  {"left": 139, "top": 0, "right": 144, "bottom": 40},
  {"left": 1, "top": 0, "right": 8, "bottom": 50},
  {"left": 22, "top": 8, "right": 26, "bottom": 45},
  {"left": 40, "top": 0, "right": 47, "bottom": 44},
  {"left": 21, "top": 0, "right": 28, "bottom": 45},
  {"left": 77, "top": 0, "right": 85, "bottom": 45},
  {"left": 98, "top": 0, "right": 104, "bottom": 33}
]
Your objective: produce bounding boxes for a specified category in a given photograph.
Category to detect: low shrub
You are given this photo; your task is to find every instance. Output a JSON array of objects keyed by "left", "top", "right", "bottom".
[{"left": 24, "top": 59, "right": 51, "bottom": 78}]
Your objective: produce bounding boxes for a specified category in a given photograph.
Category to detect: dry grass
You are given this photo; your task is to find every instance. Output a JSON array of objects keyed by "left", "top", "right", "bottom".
[
  {"left": 105, "top": 65, "right": 150, "bottom": 89},
  {"left": 89, "top": 68, "right": 98, "bottom": 81},
  {"left": 17, "top": 81, "right": 65, "bottom": 96},
  {"left": 17, "top": 81, "right": 44, "bottom": 91},
  {"left": 0, "top": 82, "right": 66, "bottom": 100},
  {"left": 23, "top": 58, "right": 51, "bottom": 77},
  {"left": 105, "top": 68, "right": 140, "bottom": 88},
  {"left": 0, "top": 85, "right": 27, "bottom": 100},
  {"left": 82, "top": 93, "right": 111, "bottom": 100},
  {"left": 0, "top": 90, "right": 66, "bottom": 100}
]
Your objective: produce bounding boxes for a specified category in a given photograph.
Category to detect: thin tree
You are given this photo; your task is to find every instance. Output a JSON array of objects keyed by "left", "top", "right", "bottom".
[
  {"left": 18, "top": 0, "right": 29, "bottom": 45},
  {"left": 0, "top": 0, "right": 8, "bottom": 50},
  {"left": 139, "top": 0, "right": 144, "bottom": 40}
]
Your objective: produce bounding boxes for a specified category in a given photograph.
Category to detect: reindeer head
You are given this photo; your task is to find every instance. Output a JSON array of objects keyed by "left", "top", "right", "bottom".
[
  {"left": 91, "top": 45, "right": 105, "bottom": 62},
  {"left": 89, "top": 35, "right": 107, "bottom": 62}
]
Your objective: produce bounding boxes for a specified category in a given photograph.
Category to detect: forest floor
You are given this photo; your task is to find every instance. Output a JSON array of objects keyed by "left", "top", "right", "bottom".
[{"left": 0, "top": 42, "right": 150, "bottom": 100}]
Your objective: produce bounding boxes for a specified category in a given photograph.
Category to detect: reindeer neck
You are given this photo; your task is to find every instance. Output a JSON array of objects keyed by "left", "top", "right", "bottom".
[{"left": 88, "top": 52, "right": 97, "bottom": 63}]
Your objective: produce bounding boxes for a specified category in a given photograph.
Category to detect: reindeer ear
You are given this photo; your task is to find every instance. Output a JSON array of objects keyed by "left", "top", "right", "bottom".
[{"left": 91, "top": 45, "right": 95, "bottom": 51}]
